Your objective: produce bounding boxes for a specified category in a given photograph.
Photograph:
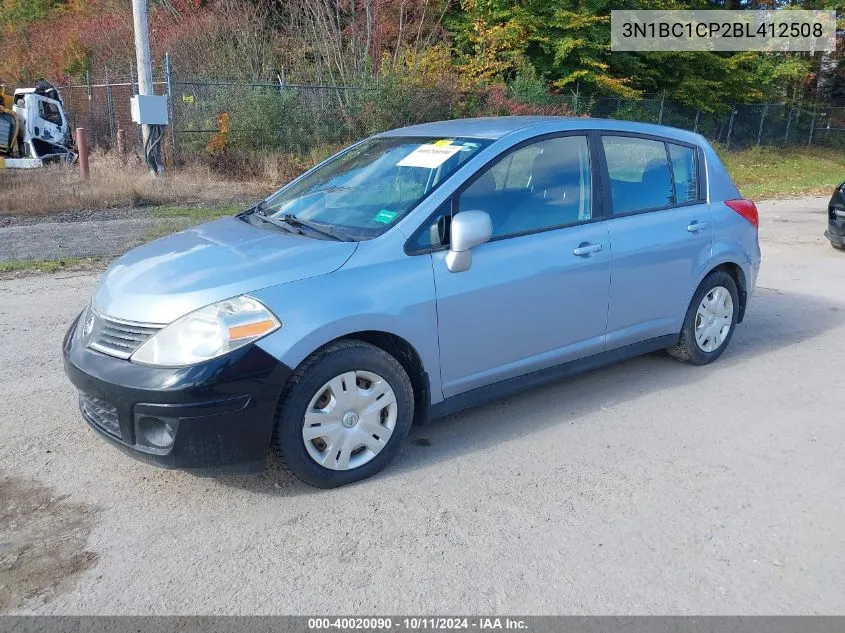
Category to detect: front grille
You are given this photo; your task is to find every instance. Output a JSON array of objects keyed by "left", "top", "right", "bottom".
[
  {"left": 79, "top": 393, "right": 121, "bottom": 439},
  {"left": 87, "top": 311, "right": 161, "bottom": 359}
]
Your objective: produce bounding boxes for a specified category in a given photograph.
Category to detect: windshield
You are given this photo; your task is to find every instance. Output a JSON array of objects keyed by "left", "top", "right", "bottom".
[{"left": 254, "top": 136, "right": 491, "bottom": 240}]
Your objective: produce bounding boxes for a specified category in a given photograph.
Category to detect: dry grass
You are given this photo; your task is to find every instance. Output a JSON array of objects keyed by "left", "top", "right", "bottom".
[
  {"left": 7, "top": 144, "right": 837, "bottom": 218},
  {"left": 0, "top": 150, "right": 321, "bottom": 217}
]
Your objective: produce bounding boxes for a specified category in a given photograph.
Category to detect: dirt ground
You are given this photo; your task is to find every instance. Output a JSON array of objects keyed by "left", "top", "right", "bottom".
[{"left": 0, "top": 196, "right": 843, "bottom": 614}]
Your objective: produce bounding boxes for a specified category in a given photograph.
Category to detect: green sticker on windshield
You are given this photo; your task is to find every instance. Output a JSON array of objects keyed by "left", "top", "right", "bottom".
[{"left": 374, "top": 209, "right": 398, "bottom": 224}]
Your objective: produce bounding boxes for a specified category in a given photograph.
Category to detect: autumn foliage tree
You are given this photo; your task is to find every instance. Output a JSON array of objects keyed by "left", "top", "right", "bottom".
[{"left": 0, "top": 0, "right": 840, "bottom": 110}]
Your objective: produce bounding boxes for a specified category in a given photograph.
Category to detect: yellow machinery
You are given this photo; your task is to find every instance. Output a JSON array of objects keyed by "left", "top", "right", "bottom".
[{"left": 0, "top": 87, "right": 20, "bottom": 159}]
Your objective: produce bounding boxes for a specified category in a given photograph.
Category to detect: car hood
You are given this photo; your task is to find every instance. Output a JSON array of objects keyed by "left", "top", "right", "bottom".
[{"left": 93, "top": 216, "right": 358, "bottom": 324}]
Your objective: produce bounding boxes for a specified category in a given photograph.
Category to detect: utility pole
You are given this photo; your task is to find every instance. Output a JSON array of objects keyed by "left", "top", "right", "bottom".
[{"left": 131, "top": 0, "right": 162, "bottom": 172}]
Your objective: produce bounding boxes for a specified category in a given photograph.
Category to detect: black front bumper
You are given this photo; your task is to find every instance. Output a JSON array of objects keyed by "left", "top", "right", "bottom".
[
  {"left": 828, "top": 184, "right": 845, "bottom": 247},
  {"left": 826, "top": 225, "right": 845, "bottom": 247},
  {"left": 827, "top": 210, "right": 845, "bottom": 246},
  {"left": 63, "top": 313, "right": 292, "bottom": 475}
]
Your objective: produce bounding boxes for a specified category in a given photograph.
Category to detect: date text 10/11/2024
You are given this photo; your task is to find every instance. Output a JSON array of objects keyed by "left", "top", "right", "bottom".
[{"left": 307, "top": 618, "right": 529, "bottom": 631}]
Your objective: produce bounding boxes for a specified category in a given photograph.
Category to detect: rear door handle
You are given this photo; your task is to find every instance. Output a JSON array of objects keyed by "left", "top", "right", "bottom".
[
  {"left": 687, "top": 221, "right": 709, "bottom": 232},
  {"left": 573, "top": 243, "right": 603, "bottom": 256}
]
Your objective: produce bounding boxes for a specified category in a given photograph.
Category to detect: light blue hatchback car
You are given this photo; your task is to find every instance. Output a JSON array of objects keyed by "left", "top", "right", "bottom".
[{"left": 64, "top": 117, "right": 761, "bottom": 487}]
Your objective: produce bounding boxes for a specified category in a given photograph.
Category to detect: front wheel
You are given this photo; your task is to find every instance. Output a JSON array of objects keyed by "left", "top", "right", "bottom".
[
  {"left": 668, "top": 271, "right": 739, "bottom": 365},
  {"left": 273, "top": 340, "right": 414, "bottom": 488}
]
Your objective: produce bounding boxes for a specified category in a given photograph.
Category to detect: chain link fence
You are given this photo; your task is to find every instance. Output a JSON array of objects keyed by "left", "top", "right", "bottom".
[{"left": 58, "top": 61, "right": 845, "bottom": 166}]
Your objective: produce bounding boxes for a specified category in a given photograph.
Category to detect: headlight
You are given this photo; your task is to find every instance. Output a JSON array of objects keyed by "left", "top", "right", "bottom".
[
  {"left": 77, "top": 303, "right": 96, "bottom": 341},
  {"left": 131, "top": 295, "right": 280, "bottom": 367}
]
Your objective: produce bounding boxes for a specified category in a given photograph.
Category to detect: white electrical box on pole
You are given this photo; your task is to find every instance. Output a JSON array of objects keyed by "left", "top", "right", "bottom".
[{"left": 131, "top": 0, "right": 167, "bottom": 174}]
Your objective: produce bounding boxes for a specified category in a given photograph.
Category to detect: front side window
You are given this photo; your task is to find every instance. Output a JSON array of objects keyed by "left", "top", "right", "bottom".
[
  {"left": 407, "top": 200, "right": 452, "bottom": 252},
  {"left": 602, "top": 136, "right": 673, "bottom": 215},
  {"left": 458, "top": 135, "right": 592, "bottom": 239},
  {"left": 255, "top": 136, "right": 490, "bottom": 240},
  {"left": 39, "top": 100, "right": 63, "bottom": 126}
]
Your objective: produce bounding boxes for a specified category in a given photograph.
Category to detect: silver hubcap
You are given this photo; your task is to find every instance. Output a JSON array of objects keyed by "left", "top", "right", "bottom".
[
  {"left": 695, "top": 286, "right": 733, "bottom": 353},
  {"left": 302, "top": 370, "right": 398, "bottom": 471}
]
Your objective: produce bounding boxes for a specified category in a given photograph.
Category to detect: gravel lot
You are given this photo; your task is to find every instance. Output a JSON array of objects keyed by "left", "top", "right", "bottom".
[
  {"left": 0, "top": 207, "right": 216, "bottom": 261},
  {"left": 0, "top": 216, "right": 166, "bottom": 260},
  {"left": 1, "top": 196, "right": 844, "bottom": 615}
]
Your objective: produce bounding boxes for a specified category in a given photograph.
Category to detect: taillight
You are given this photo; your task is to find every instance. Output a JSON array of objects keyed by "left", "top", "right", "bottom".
[{"left": 725, "top": 199, "right": 759, "bottom": 229}]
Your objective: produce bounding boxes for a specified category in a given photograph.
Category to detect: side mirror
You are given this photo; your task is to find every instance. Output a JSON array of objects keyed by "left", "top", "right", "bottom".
[{"left": 445, "top": 210, "right": 493, "bottom": 273}]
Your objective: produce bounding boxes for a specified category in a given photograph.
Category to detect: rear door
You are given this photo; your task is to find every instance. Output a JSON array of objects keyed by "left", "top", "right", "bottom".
[{"left": 599, "top": 134, "right": 712, "bottom": 349}]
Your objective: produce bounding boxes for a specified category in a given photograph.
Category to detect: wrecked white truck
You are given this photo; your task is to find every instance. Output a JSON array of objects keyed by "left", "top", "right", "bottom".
[{"left": 1, "top": 80, "right": 77, "bottom": 169}]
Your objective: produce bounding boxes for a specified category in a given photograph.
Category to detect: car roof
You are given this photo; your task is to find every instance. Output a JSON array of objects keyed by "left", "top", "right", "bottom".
[
  {"left": 378, "top": 117, "right": 563, "bottom": 140},
  {"left": 378, "top": 116, "right": 704, "bottom": 145}
]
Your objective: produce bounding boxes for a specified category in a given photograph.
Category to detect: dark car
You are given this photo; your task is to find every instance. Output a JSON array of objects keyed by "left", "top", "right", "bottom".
[{"left": 827, "top": 181, "right": 845, "bottom": 251}]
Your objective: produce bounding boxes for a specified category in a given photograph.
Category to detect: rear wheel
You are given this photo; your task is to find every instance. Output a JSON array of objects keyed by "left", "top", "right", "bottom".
[
  {"left": 668, "top": 271, "right": 739, "bottom": 365},
  {"left": 273, "top": 340, "right": 414, "bottom": 488}
]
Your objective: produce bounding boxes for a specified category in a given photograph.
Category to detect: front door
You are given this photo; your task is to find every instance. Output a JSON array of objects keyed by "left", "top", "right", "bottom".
[
  {"left": 25, "top": 93, "right": 68, "bottom": 154},
  {"left": 431, "top": 134, "right": 612, "bottom": 398}
]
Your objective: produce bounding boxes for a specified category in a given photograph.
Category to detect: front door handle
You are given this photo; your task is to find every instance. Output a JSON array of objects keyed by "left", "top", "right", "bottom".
[
  {"left": 687, "top": 221, "right": 709, "bottom": 232},
  {"left": 573, "top": 243, "right": 603, "bottom": 256}
]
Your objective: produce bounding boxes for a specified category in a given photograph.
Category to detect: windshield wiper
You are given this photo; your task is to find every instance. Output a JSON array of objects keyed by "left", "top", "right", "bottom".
[
  {"left": 253, "top": 212, "right": 350, "bottom": 242},
  {"left": 279, "top": 214, "right": 351, "bottom": 242},
  {"left": 252, "top": 213, "right": 304, "bottom": 236}
]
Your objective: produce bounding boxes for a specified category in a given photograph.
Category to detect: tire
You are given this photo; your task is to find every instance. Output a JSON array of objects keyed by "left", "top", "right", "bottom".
[
  {"left": 668, "top": 271, "right": 739, "bottom": 366},
  {"left": 272, "top": 339, "right": 414, "bottom": 488}
]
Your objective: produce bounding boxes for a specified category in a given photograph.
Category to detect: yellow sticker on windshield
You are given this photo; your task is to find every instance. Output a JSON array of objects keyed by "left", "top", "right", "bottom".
[{"left": 432, "top": 139, "right": 453, "bottom": 146}]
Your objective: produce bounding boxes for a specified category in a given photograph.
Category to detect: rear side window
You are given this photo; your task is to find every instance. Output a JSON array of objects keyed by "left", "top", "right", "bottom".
[
  {"left": 602, "top": 136, "right": 673, "bottom": 214},
  {"left": 668, "top": 143, "right": 698, "bottom": 203}
]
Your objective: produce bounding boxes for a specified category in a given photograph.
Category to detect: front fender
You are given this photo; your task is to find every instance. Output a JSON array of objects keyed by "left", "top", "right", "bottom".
[{"left": 251, "top": 253, "right": 443, "bottom": 403}]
